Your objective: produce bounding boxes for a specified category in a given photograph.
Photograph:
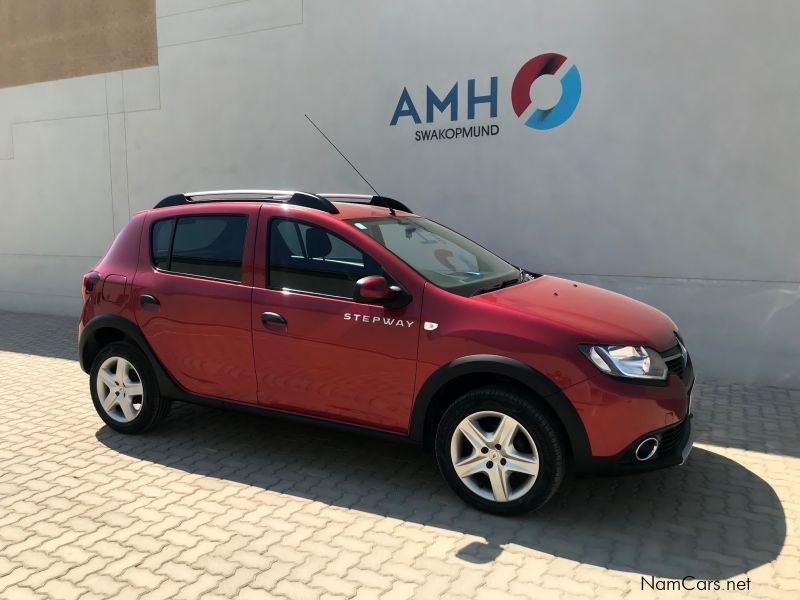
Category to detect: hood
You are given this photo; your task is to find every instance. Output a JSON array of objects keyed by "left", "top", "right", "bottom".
[{"left": 474, "top": 275, "right": 678, "bottom": 350}]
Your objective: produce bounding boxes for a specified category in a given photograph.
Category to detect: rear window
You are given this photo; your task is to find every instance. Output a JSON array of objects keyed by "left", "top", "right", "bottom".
[{"left": 151, "top": 215, "right": 248, "bottom": 282}]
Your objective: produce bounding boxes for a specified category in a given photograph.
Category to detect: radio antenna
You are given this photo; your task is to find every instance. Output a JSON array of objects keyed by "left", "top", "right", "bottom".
[{"left": 304, "top": 114, "right": 380, "bottom": 196}]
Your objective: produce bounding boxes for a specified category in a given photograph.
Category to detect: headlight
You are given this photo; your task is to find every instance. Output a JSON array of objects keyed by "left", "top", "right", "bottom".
[{"left": 579, "top": 344, "right": 668, "bottom": 381}]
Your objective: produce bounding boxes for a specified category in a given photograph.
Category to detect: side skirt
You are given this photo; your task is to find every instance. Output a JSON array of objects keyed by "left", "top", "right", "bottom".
[{"left": 175, "top": 393, "right": 419, "bottom": 446}]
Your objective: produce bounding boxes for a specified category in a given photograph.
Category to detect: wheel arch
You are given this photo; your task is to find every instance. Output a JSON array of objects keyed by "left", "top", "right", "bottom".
[
  {"left": 409, "top": 355, "right": 592, "bottom": 466},
  {"left": 79, "top": 314, "right": 183, "bottom": 398}
]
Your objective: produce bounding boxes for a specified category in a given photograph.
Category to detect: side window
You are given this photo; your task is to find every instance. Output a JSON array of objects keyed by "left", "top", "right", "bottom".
[
  {"left": 151, "top": 218, "right": 175, "bottom": 270},
  {"left": 163, "top": 215, "right": 248, "bottom": 282},
  {"left": 269, "top": 219, "right": 380, "bottom": 298}
]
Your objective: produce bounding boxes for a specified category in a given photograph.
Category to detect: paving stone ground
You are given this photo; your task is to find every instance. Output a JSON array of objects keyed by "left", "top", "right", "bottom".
[{"left": 0, "top": 310, "right": 798, "bottom": 599}]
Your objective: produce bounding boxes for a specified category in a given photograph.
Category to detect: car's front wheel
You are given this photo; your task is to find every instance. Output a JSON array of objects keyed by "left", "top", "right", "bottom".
[
  {"left": 435, "top": 386, "right": 566, "bottom": 515},
  {"left": 89, "top": 341, "right": 169, "bottom": 433}
]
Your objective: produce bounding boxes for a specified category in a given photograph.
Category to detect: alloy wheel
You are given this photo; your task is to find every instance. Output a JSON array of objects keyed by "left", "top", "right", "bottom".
[
  {"left": 96, "top": 356, "right": 144, "bottom": 423},
  {"left": 450, "top": 410, "right": 539, "bottom": 502}
]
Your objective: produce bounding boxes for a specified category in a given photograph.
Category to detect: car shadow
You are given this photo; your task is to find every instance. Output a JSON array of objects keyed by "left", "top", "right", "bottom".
[{"left": 96, "top": 402, "right": 786, "bottom": 580}]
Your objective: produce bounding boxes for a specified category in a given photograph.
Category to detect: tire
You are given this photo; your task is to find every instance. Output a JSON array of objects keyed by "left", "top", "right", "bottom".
[
  {"left": 89, "top": 341, "right": 170, "bottom": 433},
  {"left": 435, "top": 385, "right": 566, "bottom": 515}
]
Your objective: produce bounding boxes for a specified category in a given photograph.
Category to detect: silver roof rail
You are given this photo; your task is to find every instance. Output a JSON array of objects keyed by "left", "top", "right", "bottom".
[
  {"left": 154, "top": 190, "right": 339, "bottom": 213},
  {"left": 186, "top": 189, "right": 297, "bottom": 200},
  {"left": 153, "top": 190, "right": 412, "bottom": 215},
  {"left": 317, "top": 193, "right": 373, "bottom": 199}
]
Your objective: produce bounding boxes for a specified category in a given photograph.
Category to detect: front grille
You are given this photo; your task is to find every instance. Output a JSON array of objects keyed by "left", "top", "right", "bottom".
[
  {"left": 660, "top": 344, "right": 685, "bottom": 379},
  {"left": 657, "top": 419, "right": 687, "bottom": 456}
]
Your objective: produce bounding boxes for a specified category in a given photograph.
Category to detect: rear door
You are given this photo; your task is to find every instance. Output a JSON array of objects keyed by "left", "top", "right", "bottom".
[
  {"left": 133, "top": 204, "right": 259, "bottom": 404},
  {"left": 250, "top": 209, "right": 423, "bottom": 432}
]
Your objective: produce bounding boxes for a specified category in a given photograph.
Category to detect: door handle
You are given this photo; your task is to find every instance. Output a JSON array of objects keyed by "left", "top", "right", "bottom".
[
  {"left": 140, "top": 294, "right": 160, "bottom": 306},
  {"left": 261, "top": 312, "right": 287, "bottom": 325}
]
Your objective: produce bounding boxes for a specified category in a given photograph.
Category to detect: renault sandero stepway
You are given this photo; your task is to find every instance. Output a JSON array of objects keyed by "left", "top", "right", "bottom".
[{"left": 79, "top": 190, "right": 694, "bottom": 515}]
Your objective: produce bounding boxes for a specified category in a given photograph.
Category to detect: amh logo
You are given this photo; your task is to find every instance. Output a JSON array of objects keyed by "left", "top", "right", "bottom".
[
  {"left": 511, "top": 53, "right": 581, "bottom": 131},
  {"left": 389, "top": 78, "right": 498, "bottom": 126},
  {"left": 389, "top": 52, "right": 581, "bottom": 139}
]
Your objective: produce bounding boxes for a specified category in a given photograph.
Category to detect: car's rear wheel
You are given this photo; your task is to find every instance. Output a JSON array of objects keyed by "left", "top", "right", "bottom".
[
  {"left": 435, "top": 386, "right": 566, "bottom": 515},
  {"left": 89, "top": 341, "right": 169, "bottom": 433}
]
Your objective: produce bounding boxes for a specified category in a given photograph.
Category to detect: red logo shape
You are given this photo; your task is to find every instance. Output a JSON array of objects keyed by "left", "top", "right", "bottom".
[{"left": 511, "top": 53, "right": 568, "bottom": 117}]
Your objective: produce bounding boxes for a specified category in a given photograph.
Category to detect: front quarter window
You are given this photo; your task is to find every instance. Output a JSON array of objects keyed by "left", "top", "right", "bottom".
[{"left": 348, "top": 216, "right": 523, "bottom": 296}]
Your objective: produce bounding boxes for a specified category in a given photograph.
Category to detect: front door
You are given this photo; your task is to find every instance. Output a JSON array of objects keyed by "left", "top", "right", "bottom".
[{"left": 251, "top": 214, "right": 421, "bottom": 432}]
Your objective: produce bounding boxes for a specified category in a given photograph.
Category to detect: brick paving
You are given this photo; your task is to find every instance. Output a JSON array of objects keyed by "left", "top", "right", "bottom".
[{"left": 0, "top": 310, "right": 798, "bottom": 599}]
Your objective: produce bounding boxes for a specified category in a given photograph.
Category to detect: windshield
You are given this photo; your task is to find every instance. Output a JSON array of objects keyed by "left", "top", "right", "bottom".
[{"left": 347, "top": 216, "right": 523, "bottom": 296}]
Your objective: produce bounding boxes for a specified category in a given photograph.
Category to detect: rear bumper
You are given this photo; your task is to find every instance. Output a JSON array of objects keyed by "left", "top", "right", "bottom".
[{"left": 575, "top": 414, "right": 694, "bottom": 476}]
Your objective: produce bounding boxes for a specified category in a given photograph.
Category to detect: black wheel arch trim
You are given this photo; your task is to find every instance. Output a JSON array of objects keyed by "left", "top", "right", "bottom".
[
  {"left": 79, "top": 314, "right": 185, "bottom": 399},
  {"left": 408, "top": 354, "right": 593, "bottom": 466}
]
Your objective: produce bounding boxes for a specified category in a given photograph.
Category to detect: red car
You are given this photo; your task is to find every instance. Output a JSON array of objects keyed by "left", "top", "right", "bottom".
[{"left": 79, "top": 190, "right": 694, "bottom": 515}]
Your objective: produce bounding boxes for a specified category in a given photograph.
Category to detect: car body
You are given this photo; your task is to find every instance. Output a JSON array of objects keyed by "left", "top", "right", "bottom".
[{"left": 79, "top": 190, "right": 694, "bottom": 514}]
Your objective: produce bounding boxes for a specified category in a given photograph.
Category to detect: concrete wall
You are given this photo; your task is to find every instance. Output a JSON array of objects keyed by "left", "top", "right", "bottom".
[{"left": 1, "top": 0, "right": 798, "bottom": 386}]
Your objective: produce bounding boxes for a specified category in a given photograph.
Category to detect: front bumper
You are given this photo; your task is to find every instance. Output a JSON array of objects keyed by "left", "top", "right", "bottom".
[
  {"left": 566, "top": 372, "right": 693, "bottom": 457},
  {"left": 577, "top": 413, "right": 695, "bottom": 476}
]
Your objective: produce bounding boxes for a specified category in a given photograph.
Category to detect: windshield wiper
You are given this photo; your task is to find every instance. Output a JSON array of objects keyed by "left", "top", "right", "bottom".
[{"left": 470, "top": 276, "right": 522, "bottom": 297}]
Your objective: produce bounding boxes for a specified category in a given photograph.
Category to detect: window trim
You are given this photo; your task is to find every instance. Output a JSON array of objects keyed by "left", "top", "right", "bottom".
[
  {"left": 149, "top": 214, "right": 249, "bottom": 284},
  {"left": 266, "top": 216, "right": 393, "bottom": 301}
]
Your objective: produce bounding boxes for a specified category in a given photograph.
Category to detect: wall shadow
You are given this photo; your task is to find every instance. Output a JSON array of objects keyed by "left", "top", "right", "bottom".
[
  {"left": 97, "top": 402, "right": 786, "bottom": 580},
  {"left": 0, "top": 310, "right": 77, "bottom": 361}
]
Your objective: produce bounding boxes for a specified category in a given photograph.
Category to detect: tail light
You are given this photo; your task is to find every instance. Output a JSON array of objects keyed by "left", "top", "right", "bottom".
[{"left": 82, "top": 271, "right": 101, "bottom": 301}]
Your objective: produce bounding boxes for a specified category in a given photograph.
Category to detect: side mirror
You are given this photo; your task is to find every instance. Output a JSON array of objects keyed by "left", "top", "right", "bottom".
[{"left": 354, "top": 275, "right": 409, "bottom": 308}]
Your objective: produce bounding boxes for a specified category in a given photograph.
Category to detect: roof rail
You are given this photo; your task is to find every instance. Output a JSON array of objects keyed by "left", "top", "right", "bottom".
[
  {"left": 153, "top": 190, "right": 339, "bottom": 214},
  {"left": 319, "top": 194, "right": 412, "bottom": 214}
]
